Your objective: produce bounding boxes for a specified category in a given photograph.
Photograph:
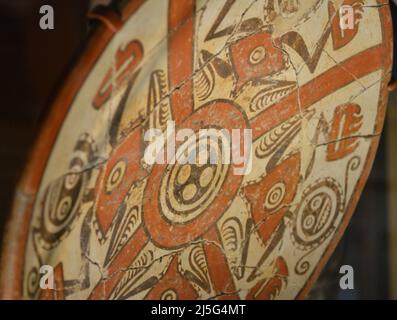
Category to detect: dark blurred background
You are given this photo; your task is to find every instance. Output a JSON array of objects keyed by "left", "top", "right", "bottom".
[
  {"left": 0, "top": 0, "right": 396, "bottom": 299},
  {"left": 0, "top": 0, "right": 90, "bottom": 242}
]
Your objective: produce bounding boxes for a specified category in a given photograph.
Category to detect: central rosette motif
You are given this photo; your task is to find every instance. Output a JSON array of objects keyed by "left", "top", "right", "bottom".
[
  {"left": 160, "top": 131, "right": 230, "bottom": 224},
  {"left": 143, "top": 101, "right": 248, "bottom": 249}
]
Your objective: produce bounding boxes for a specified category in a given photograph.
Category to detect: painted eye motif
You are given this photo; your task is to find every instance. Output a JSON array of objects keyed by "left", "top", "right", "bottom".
[
  {"left": 249, "top": 45, "right": 267, "bottom": 65},
  {"left": 105, "top": 159, "right": 127, "bottom": 194},
  {"left": 264, "top": 181, "right": 286, "bottom": 211}
]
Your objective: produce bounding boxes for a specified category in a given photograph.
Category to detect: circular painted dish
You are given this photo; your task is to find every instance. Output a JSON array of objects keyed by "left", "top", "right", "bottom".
[{"left": 0, "top": 0, "right": 392, "bottom": 299}]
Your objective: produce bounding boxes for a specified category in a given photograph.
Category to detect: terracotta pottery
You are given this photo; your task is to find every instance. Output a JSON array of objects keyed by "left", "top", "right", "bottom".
[{"left": 0, "top": 0, "right": 392, "bottom": 299}]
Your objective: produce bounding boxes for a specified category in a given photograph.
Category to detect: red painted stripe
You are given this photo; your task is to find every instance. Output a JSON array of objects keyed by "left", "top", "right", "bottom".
[
  {"left": 203, "top": 228, "right": 239, "bottom": 299},
  {"left": 168, "top": 0, "right": 195, "bottom": 124},
  {"left": 251, "top": 45, "right": 383, "bottom": 140},
  {"left": 121, "top": 0, "right": 146, "bottom": 21},
  {"left": 89, "top": 226, "right": 148, "bottom": 299}
]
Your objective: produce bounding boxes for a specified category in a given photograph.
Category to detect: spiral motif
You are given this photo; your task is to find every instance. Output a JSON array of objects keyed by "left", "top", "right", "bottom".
[
  {"left": 161, "top": 289, "right": 178, "bottom": 300},
  {"left": 26, "top": 267, "right": 39, "bottom": 298},
  {"left": 294, "top": 257, "right": 310, "bottom": 275},
  {"left": 249, "top": 46, "right": 267, "bottom": 65}
]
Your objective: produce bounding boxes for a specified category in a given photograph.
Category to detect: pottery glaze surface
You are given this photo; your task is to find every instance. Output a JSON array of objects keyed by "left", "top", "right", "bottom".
[{"left": 0, "top": 0, "right": 392, "bottom": 299}]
